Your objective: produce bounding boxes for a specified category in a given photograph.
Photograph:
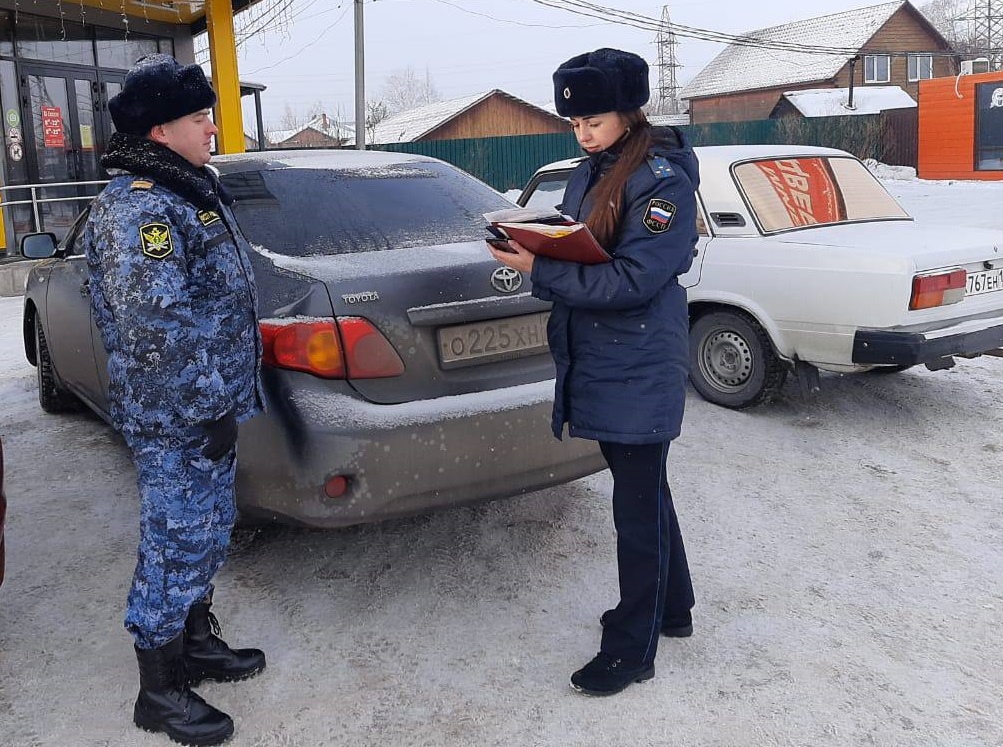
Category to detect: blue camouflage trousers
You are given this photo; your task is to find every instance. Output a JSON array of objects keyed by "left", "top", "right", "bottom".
[{"left": 123, "top": 429, "right": 237, "bottom": 650}]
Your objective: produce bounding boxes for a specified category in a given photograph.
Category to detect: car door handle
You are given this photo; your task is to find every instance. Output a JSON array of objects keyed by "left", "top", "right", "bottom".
[
  {"left": 79, "top": 279, "right": 90, "bottom": 297},
  {"left": 693, "top": 248, "right": 699, "bottom": 257}
]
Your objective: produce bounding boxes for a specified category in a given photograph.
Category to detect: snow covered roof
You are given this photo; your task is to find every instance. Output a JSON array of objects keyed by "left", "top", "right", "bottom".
[
  {"left": 358, "top": 90, "right": 564, "bottom": 145},
  {"left": 780, "top": 86, "right": 916, "bottom": 116},
  {"left": 682, "top": 1, "right": 910, "bottom": 100},
  {"left": 648, "top": 114, "right": 690, "bottom": 127},
  {"left": 268, "top": 113, "right": 353, "bottom": 145}
]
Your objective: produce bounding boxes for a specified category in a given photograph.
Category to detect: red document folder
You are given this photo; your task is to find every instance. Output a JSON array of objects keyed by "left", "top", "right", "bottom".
[{"left": 488, "top": 221, "right": 611, "bottom": 265}]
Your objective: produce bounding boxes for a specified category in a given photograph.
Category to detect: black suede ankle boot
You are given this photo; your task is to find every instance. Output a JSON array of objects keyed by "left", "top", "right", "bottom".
[
  {"left": 184, "top": 597, "right": 266, "bottom": 685},
  {"left": 133, "top": 634, "right": 234, "bottom": 746}
]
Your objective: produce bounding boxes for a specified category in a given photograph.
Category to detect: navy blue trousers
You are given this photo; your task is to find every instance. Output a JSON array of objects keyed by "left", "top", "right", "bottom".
[
  {"left": 123, "top": 430, "right": 237, "bottom": 649},
  {"left": 598, "top": 440, "right": 694, "bottom": 666}
]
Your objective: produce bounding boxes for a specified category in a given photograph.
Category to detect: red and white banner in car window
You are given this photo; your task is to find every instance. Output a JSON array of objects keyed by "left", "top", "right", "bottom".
[
  {"left": 41, "top": 105, "right": 65, "bottom": 148},
  {"left": 754, "top": 158, "right": 843, "bottom": 226}
]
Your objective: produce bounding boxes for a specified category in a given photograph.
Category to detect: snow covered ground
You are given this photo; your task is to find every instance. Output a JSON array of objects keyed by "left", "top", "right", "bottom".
[{"left": 1, "top": 174, "right": 1002, "bottom": 746}]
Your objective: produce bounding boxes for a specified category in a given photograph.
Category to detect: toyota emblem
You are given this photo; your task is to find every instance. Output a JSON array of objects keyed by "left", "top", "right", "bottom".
[{"left": 490, "top": 266, "right": 523, "bottom": 293}]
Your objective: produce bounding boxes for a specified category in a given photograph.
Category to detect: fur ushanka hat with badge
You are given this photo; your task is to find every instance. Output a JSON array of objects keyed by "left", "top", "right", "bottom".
[
  {"left": 109, "top": 53, "right": 217, "bottom": 136},
  {"left": 553, "top": 48, "right": 650, "bottom": 118}
]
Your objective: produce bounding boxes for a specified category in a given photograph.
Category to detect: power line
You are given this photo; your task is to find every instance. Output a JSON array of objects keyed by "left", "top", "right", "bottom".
[
  {"left": 245, "top": 4, "right": 354, "bottom": 75},
  {"left": 526, "top": 0, "right": 972, "bottom": 57}
]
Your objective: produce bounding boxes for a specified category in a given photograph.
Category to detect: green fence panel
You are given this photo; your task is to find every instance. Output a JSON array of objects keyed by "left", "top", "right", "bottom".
[
  {"left": 365, "top": 111, "right": 915, "bottom": 193},
  {"left": 372, "top": 133, "right": 580, "bottom": 192},
  {"left": 677, "top": 115, "right": 897, "bottom": 163}
]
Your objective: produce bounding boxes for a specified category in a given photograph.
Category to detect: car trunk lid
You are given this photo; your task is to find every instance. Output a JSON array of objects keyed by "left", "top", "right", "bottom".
[{"left": 250, "top": 239, "right": 554, "bottom": 405}]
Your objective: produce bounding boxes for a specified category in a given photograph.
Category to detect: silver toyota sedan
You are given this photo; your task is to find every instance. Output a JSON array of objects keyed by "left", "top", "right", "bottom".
[{"left": 21, "top": 149, "right": 604, "bottom": 528}]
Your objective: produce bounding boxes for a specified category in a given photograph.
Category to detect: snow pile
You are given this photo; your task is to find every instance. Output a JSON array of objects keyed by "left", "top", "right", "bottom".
[{"left": 864, "top": 159, "right": 917, "bottom": 180}]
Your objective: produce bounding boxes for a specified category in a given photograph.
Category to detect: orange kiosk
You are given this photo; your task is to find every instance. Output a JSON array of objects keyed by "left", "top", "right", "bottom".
[{"left": 919, "top": 70, "right": 1003, "bottom": 180}]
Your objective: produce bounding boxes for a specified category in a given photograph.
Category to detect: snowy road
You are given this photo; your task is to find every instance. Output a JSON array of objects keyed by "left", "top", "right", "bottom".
[{"left": 1, "top": 176, "right": 1002, "bottom": 746}]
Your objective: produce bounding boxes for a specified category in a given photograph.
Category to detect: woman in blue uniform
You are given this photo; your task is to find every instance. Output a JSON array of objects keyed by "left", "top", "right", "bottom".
[{"left": 489, "top": 48, "right": 699, "bottom": 696}]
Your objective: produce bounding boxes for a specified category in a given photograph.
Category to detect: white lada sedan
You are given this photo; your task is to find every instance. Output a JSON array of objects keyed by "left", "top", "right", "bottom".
[{"left": 518, "top": 145, "right": 1003, "bottom": 408}]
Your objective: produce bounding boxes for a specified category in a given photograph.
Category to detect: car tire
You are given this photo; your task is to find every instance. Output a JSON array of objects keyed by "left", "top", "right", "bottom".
[
  {"left": 35, "top": 316, "right": 82, "bottom": 413},
  {"left": 689, "top": 310, "right": 787, "bottom": 409}
]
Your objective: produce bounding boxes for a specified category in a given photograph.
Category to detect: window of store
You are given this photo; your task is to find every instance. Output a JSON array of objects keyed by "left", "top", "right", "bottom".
[
  {"left": 976, "top": 82, "right": 1003, "bottom": 170},
  {"left": 95, "top": 28, "right": 158, "bottom": 69},
  {"left": 16, "top": 14, "right": 95, "bottom": 66},
  {"left": 0, "top": 13, "right": 13, "bottom": 57}
]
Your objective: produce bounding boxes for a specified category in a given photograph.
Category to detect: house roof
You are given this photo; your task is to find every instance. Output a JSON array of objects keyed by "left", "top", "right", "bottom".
[
  {"left": 268, "top": 113, "right": 352, "bottom": 145},
  {"left": 682, "top": 1, "right": 923, "bottom": 100},
  {"left": 780, "top": 85, "right": 916, "bottom": 116},
  {"left": 359, "top": 89, "right": 566, "bottom": 145},
  {"left": 647, "top": 114, "right": 691, "bottom": 127}
]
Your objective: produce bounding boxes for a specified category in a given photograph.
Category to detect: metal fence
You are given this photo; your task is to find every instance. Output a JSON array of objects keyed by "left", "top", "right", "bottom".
[{"left": 0, "top": 179, "right": 108, "bottom": 257}]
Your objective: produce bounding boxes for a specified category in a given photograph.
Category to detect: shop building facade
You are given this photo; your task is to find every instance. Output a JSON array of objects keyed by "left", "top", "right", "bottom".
[{"left": 0, "top": 0, "right": 251, "bottom": 255}]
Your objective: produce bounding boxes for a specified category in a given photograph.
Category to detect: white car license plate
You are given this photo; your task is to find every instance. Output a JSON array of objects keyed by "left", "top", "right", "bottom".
[
  {"left": 438, "top": 312, "right": 550, "bottom": 368},
  {"left": 966, "top": 267, "right": 1003, "bottom": 296}
]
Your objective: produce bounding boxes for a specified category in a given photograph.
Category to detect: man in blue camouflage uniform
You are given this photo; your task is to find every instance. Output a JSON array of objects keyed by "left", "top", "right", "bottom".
[{"left": 82, "top": 54, "right": 265, "bottom": 746}]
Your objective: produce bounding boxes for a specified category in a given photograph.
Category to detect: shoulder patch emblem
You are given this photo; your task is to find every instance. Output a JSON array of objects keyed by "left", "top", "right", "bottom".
[
  {"left": 197, "top": 209, "right": 221, "bottom": 227},
  {"left": 647, "top": 156, "right": 674, "bottom": 179},
  {"left": 642, "top": 198, "right": 676, "bottom": 234},
  {"left": 130, "top": 179, "right": 154, "bottom": 190},
  {"left": 139, "top": 223, "right": 174, "bottom": 260}
]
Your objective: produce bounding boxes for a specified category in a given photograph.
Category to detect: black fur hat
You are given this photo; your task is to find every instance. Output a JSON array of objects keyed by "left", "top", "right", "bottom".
[
  {"left": 109, "top": 54, "right": 217, "bottom": 136},
  {"left": 553, "top": 48, "right": 649, "bottom": 117}
]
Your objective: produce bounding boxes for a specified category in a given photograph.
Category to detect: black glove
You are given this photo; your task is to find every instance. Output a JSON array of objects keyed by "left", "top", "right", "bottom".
[{"left": 201, "top": 410, "right": 238, "bottom": 462}]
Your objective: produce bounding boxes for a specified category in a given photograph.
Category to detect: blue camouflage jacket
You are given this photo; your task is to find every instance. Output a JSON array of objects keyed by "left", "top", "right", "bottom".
[
  {"left": 83, "top": 133, "right": 264, "bottom": 437},
  {"left": 530, "top": 126, "right": 700, "bottom": 444}
]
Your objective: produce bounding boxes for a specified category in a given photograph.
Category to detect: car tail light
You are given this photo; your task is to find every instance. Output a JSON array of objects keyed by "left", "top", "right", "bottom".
[
  {"left": 337, "top": 317, "right": 406, "bottom": 378},
  {"left": 910, "top": 269, "right": 966, "bottom": 310},
  {"left": 259, "top": 318, "right": 404, "bottom": 379}
]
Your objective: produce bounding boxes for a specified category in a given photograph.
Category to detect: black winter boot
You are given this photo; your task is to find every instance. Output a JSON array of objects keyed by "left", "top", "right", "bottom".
[
  {"left": 184, "top": 597, "right": 266, "bottom": 686},
  {"left": 133, "top": 634, "right": 234, "bottom": 746}
]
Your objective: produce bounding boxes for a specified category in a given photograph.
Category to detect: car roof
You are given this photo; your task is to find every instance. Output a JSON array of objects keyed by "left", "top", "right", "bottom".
[
  {"left": 531, "top": 144, "right": 853, "bottom": 175},
  {"left": 211, "top": 148, "right": 440, "bottom": 174}
]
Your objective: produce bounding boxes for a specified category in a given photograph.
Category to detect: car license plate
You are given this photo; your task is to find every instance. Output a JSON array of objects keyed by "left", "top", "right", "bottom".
[
  {"left": 438, "top": 312, "right": 550, "bottom": 368},
  {"left": 966, "top": 267, "right": 1003, "bottom": 296}
]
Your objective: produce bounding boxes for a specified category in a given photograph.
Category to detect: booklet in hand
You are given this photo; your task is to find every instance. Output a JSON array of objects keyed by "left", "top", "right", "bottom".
[{"left": 483, "top": 207, "right": 611, "bottom": 265}]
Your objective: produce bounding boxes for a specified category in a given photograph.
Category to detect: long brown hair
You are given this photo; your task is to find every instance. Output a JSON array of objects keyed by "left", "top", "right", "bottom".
[{"left": 584, "top": 109, "right": 652, "bottom": 249}]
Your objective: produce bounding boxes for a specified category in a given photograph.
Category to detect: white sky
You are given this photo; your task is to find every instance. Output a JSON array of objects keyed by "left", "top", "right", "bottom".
[{"left": 229, "top": 0, "right": 929, "bottom": 130}]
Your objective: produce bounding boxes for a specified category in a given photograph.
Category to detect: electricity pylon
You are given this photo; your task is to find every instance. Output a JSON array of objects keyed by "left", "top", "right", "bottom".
[{"left": 654, "top": 5, "right": 682, "bottom": 115}]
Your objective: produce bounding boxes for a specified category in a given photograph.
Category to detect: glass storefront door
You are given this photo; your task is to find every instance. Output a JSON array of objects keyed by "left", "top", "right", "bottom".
[{"left": 16, "top": 63, "right": 117, "bottom": 239}]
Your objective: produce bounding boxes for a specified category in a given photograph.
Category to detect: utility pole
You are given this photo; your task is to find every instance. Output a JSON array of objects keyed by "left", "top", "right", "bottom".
[
  {"left": 961, "top": 0, "right": 1003, "bottom": 69},
  {"left": 654, "top": 5, "right": 682, "bottom": 115},
  {"left": 354, "top": 0, "right": 365, "bottom": 149}
]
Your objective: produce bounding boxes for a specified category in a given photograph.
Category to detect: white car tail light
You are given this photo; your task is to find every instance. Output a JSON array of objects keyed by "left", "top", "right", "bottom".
[{"left": 910, "top": 269, "right": 966, "bottom": 310}]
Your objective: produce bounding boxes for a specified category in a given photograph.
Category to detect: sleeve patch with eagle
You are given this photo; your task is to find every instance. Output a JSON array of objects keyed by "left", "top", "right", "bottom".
[{"left": 139, "top": 223, "right": 174, "bottom": 259}]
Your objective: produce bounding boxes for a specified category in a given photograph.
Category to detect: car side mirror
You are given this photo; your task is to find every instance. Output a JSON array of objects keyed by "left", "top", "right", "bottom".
[{"left": 20, "top": 232, "right": 58, "bottom": 259}]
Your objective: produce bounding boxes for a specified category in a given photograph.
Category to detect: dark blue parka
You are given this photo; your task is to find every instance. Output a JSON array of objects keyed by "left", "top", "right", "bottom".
[
  {"left": 530, "top": 126, "right": 700, "bottom": 444},
  {"left": 83, "top": 133, "right": 264, "bottom": 438}
]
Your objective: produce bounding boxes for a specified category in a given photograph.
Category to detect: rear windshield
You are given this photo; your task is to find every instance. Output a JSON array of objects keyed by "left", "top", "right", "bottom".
[
  {"left": 732, "top": 156, "right": 909, "bottom": 233},
  {"left": 223, "top": 163, "right": 512, "bottom": 256}
]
